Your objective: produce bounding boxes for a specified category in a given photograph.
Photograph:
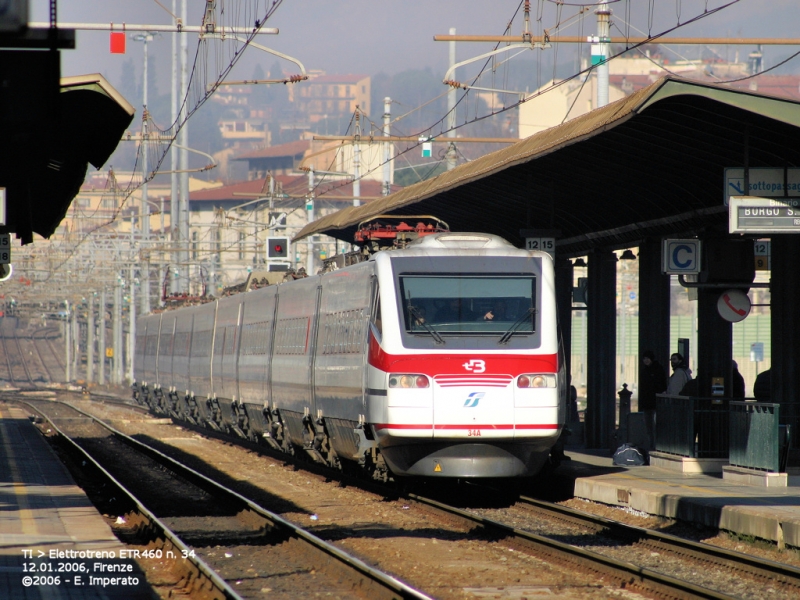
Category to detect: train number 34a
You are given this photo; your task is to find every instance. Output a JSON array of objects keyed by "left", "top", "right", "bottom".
[{"left": 467, "top": 429, "right": 481, "bottom": 437}]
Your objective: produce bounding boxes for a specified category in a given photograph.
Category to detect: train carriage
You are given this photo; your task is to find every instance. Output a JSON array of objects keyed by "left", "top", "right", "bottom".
[
  {"left": 237, "top": 288, "right": 276, "bottom": 443},
  {"left": 134, "top": 231, "right": 565, "bottom": 480}
]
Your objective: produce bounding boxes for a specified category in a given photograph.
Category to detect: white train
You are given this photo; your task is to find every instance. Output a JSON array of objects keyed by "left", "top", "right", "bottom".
[{"left": 134, "top": 231, "right": 566, "bottom": 480}]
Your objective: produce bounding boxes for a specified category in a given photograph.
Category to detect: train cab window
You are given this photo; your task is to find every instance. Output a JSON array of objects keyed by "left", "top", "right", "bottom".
[
  {"left": 370, "top": 294, "right": 383, "bottom": 337},
  {"left": 399, "top": 275, "right": 536, "bottom": 336}
]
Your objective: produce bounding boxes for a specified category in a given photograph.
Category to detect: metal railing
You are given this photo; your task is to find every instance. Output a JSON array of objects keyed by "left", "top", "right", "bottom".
[
  {"left": 655, "top": 394, "right": 729, "bottom": 459},
  {"left": 729, "top": 401, "right": 783, "bottom": 472}
]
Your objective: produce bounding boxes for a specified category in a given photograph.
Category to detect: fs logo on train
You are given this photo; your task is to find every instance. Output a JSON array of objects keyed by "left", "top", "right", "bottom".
[
  {"left": 462, "top": 359, "right": 485, "bottom": 373},
  {"left": 464, "top": 392, "right": 485, "bottom": 408}
]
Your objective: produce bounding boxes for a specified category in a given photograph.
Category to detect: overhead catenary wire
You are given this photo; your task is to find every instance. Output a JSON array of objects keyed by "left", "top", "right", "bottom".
[{"left": 304, "top": 1, "right": 744, "bottom": 204}]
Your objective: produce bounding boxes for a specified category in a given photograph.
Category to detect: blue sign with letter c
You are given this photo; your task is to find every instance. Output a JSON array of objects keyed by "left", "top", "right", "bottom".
[
  {"left": 672, "top": 244, "right": 693, "bottom": 268},
  {"left": 664, "top": 239, "right": 701, "bottom": 274}
]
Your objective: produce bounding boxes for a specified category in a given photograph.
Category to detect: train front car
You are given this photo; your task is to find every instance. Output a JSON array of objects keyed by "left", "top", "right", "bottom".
[{"left": 367, "top": 233, "right": 565, "bottom": 478}]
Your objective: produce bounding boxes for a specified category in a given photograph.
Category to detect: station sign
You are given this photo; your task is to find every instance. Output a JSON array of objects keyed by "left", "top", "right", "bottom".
[
  {"left": 0, "top": 232, "right": 10, "bottom": 265},
  {"left": 525, "top": 237, "right": 555, "bottom": 255},
  {"left": 662, "top": 239, "right": 701, "bottom": 274},
  {"left": 754, "top": 240, "right": 771, "bottom": 271},
  {"left": 520, "top": 228, "right": 559, "bottom": 259},
  {"left": 729, "top": 196, "right": 800, "bottom": 234},
  {"left": 724, "top": 168, "right": 800, "bottom": 204}
]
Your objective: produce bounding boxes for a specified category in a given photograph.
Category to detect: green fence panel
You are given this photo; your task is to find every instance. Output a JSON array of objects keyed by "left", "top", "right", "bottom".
[
  {"left": 655, "top": 394, "right": 695, "bottom": 457},
  {"left": 730, "top": 401, "right": 780, "bottom": 472}
]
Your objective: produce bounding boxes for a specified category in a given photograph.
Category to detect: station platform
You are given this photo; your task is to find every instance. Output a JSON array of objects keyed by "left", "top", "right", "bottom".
[
  {"left": 0, "top": 403, "right": 152, "bottom": 599},
  {"left": 560, "top": 445, "right": 800, "bottom": 549}
]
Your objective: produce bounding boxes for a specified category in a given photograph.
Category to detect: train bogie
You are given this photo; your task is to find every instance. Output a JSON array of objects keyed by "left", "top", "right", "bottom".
[{"left": 134, "top": 232, "right": 565, "bottom": 480}]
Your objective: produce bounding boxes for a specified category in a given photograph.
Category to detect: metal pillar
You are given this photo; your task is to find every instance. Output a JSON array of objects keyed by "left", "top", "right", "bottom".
[
  {"left": 178, "top": 0, "right": 190, "bottom": 294},
  {"left": 129, "top": 264, "right": 136, "bottom": 384},
  {"left": 595, "top": 1, "right": 610, "bottom": 108},
  {"left": 99, "top": 290, "right": 106, "bottom": 385},
  {"left": 382, "top": 97, "right": 392, "bottom": 196},
  {"left": 86, "top": 294, "right": 94, "bottom": 383},
  {"left": 307, "top": 168, "right": 315, "bottom": 275},
  {"left": 555, "top": 257, "right": 573, "bottom": 379},
  {"left": 771, "top": 236, "right": 800, "bottom": 416},
  {"left": 64, "top": 302, "right": 71, "bottom": 382},
  {"left": 353, "top": 108, "right": 361, "bottom": 207},
  {"left": 138, "top": 32, "right": 153, "bottom": 314},
  {"left": 638, "top": 239, "right": 671, "bottom": 370},
  {"left": 70, "top": 309, "right": 79, "bottom": 381},
  {"left": 170, "top": 0, "right": 179, "bottom": 296},
  {"left": 585, "top": 248, "right": 617, "bottom": 449},
  {"left": 113, "top": 279, "right": 123, "bottom": 385},
  {"left": 446, "top": 27, "right": 457, "bottom": 170},
  {"left": 696, "top": 287, "right": 733, "bottom": 397}
]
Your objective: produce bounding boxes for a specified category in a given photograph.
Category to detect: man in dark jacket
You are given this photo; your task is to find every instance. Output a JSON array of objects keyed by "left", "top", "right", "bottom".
[
  {"left": 753, "top": 369, "right": 771, "bottom": 401},
  {"left": 639, "top": 351, "right": 667, "bottom": 412},
  {"left": 638, "top": 351, "right": 667, "bottom": 449}
]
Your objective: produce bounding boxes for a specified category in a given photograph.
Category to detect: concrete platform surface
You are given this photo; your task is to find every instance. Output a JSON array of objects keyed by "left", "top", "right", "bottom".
[
  {"left": 562, "top": 447, "right": 800, "bottom": 549},
  {"left": 0, "top": 404, "right": 154, "bottom": 599}
]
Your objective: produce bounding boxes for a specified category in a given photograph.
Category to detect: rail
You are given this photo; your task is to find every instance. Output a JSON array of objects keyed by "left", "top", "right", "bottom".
[
  {"left": 655, "top": 395, "right": 729, "bottom": 459},
  {"left": 408, "top": 492, "right": 740, "bottom": 599},
  {"left": 515, "top": 495, "right": 800, "bottom": 592},
  {"left": 19, "top": 399, "right": 244, "bottom": 600},
  {"left": 24, "top": 399, "right": 432, "bottom": 600}
]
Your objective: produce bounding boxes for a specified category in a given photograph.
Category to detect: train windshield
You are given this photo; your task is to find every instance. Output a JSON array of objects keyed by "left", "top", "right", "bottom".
[{"left": 399, "top": 275, "right": 536, "bottom": 336}]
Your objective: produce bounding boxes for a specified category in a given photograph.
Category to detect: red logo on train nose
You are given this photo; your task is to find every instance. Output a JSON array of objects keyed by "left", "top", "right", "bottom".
[{"left": 462, "top": 359, "right": 486, "bottom": 373}]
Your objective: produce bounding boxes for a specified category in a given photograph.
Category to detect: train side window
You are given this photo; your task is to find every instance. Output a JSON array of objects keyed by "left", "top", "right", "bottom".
[{"left": 371, "top": 295, "right": 382, "bottom": 336}]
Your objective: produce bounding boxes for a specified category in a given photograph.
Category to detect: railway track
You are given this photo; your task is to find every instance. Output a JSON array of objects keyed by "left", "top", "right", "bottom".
[
  {"left": 0, "top": 334, "right": 33, "bottom": 387},
  {"left": 15, "top": 334, "right": 48, "bottom": 383},
  {"left": 49, "top": 392, "right": 800, "bottom": 599},
  {"left": 0, "top": 335, "right": 13, "bottom": 383},
  {"left": 402, "top": 492, "right": 799, "bottom": 600},
  {"left": 18, "top": 397, "right": 433, "bottom": 600},
  {"left": 32, "top": 327, "right": 65, "bottom": 383},
  {"left": 505, "top": 495, "right": 800, "bottom": 595}
]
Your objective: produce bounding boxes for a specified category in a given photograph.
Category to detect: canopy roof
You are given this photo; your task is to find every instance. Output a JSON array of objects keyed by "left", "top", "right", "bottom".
[
  {"left": 1, "top": 72, "right": 134, "bottom": 243},
  {"left": 295, "top": 76, "right": 800, "bottom": 256}
]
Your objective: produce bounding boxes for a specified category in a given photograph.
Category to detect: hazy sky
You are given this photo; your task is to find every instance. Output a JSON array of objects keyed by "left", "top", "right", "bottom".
[{"left": 31, "top": 0, "right": 800, "bottom": 100}]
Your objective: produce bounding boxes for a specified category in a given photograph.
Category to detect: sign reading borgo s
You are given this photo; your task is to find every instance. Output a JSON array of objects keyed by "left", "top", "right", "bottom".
[
  {"left": 729, "top": 196, "right": 800, "bottom": 234},
  {"left": 662, "top": 239, "right": 701, "bottom": 274}
]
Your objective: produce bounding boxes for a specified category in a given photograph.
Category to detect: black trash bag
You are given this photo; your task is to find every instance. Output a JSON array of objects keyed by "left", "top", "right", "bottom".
[{"left": 613, "top": 443, "right": 648, "bottom": 466}]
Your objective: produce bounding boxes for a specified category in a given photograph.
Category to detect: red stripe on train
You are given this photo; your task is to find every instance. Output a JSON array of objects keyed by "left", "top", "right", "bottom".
[
  {"left": 368, "top": 332, "right": 557, "bottom": 375},
  {"left": 374, "top": 423, "right": 558, "bottom": 431}
]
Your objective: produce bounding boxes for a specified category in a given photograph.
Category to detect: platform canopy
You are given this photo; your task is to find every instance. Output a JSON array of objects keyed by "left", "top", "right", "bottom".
[
  {"left": 295, "top": 76, "right": 800, "bottom": 257},
  {"left": 1, "top": 72, "right": 134, "bottom": 244}
]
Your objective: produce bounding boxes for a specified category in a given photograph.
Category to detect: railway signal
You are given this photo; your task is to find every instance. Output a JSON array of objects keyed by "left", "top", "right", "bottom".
[{"left": 268, "top": 238, "right": 290, "bottom": 259}]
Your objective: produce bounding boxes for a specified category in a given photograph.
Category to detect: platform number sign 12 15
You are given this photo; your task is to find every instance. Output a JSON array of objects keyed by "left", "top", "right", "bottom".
[{"left": 526, "top": 237, "right": 555, "bottom": 255}]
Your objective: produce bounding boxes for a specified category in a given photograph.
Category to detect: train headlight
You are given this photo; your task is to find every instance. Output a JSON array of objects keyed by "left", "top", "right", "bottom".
[
  {"left": 388, "top": 374, "right": 430, "bottom": 388},
  {"left": 517, "top": 374, "right": 556, "bottom": 388}
]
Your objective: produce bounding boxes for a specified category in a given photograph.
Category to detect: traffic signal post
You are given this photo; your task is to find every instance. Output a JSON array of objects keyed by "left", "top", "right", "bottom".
[{"left": 267, "top": 237, "right": 291, "bottom": 272}]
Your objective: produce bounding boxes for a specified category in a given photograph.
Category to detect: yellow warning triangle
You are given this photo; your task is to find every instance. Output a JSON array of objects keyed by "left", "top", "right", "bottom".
[{"left": 434, "top": 463, "right": 442, "bottom": 472}]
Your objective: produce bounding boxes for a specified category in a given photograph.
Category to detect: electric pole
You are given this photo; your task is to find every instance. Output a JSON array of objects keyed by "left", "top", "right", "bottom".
[
  {"left": 382, "top": 97, "right": 391, "bottom": 196},
  {"left": 353, "top": 107, "right": 361, "bottom": 207},
  {"left": 446, "top": 27, "right": 457, "bottom": 170}
]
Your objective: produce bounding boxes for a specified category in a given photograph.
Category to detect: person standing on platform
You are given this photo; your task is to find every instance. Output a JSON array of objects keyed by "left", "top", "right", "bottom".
[
  {"left": 666, "top": 353, "right": 692, "bottom": 395},
  {"left": 754, "top": 369, "right": 771, "bottom": 401},
  {"left": 732, "top": 360, "right": 746, "bottom": 398},
  {"left": 639, "top": 351, "right": 667, "bottom": 447}
]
